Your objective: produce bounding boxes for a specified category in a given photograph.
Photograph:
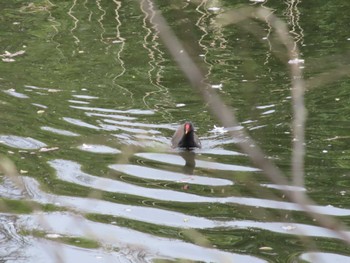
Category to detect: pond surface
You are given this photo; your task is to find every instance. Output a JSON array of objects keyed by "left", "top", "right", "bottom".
[{"left": 1, "top": 0, "right": 350, "bottom": 262}]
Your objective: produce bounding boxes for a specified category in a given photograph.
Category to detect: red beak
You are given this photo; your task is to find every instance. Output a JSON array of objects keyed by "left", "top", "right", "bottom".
[{"left": 185, "top": 124, "right": 190, "bottom": 134}]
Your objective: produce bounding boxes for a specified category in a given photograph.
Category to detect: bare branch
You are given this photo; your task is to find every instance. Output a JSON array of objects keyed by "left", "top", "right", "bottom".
[{"left": 140, "top": 1, "right": 350, "bottom": 244}]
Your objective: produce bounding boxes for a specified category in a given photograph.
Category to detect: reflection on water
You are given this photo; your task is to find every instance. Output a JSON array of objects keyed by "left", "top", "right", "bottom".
[
  {"left": 3, "top": 89, "right": 29, "bottom": 99},
  {"left": 22, "top": 176, "right": 219, "bottom": 228},
  {"left": 41, "top": 126, "right": 80, "bottom": 137},
  {"left": 179, "top": 150, "right": 196, "bottom": 174},
  {"left": 48, "top": 159, "right": 223, "bottom": 203},
  {"left": 70, "top": 106, "right": 155, "bottom": 115},
  {"left": 0, "top": 0, "right": 350, "bottom": 262},
  {"left": 13, "top": 213, "right": 267, "bottom": 263},
  {"left": 299, "top": 252, "right": 350, "bottom": 263},
  {"left": 0, "top": 135, "right": 47, "bottom": 150},
  {"left": 260, "top": 183, "right": 306, "bottom": 192},
  {"left": 16, "top": 176, "right": 350, "bottom": 240},
  {"left": 109, "top": 163, "right": 233, "bottom": 186},
  {"left": 62, "top": 117, "right": 101, "bottom": 130},
  {"left": 77, "top": 144, "right": 121, "bottom": 154},
  {"left": 38, "top": 159, "right": 350, "bottom": 216},
  {"left": 135, "top": 152, "right": 260, "bottom": 171}
]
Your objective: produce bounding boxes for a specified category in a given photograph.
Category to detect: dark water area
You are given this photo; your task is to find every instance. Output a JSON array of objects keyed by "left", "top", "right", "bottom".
[{"left": 0, "top": 0, "right": 350, "bottom": 262}]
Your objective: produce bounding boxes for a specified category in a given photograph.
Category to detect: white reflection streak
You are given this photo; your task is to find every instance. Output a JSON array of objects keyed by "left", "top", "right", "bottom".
[
  {"left": 96, "top": 0, "right": 107, "bottom": 45},
  {"left": 68, "top": 0, "right": 80, "bottom": 45},
  {"left": 46, "top": 0, "right": 66, "bottom": 61},
  {"left": 112, "top": 0, "right": 134, "bottom": 104},
  {"left": 83, "top": 0, "right": 93, "bottom": 22},
  {"left": 285, "top": 0, "right": 304, "bottom": 55},
  {"left": 140, "top": 0, "right": 172, "bottom": 121},
  {"left": 112, "top": 0, "right": 125, "bottom": 78},
  {"left": 262, "top": 8, "right": 274, "bottom": 66},
  {"left": 195, "top": 0, "right": 212, "bottom": 84},
  {"left": 140, "top": 0, "right": 157, "bottom": 109},
  {"left": 250, "top": 0, "right": 275, "bottom": 66}
]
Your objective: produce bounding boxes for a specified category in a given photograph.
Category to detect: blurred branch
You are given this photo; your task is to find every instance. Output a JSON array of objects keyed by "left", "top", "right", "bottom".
[
  {"left": 305, "top": 64, "right": 350, "bottom": 90},
  {"left": 140, "top": 1, "right": 350, "bottom": 244},
  {"left": 0, "top": 155, "right": 26, "bottom": 194},
  {"left": 258, "top": 8, "right": 306, "bottom": 189},
  {"left": 217, "top": 7, "right": 306, "bottom": 188}
]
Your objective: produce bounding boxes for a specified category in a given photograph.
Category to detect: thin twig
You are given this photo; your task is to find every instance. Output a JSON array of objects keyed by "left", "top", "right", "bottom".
[
  {"left": 305, "top": 65, "right": 350, "bottom": 90},
  {"left": 256, "top": 8, "right": 306, "bottom": 189}
]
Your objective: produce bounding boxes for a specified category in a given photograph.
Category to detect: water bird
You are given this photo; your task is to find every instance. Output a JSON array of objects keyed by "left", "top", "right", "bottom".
[{"left": 171, "top": 122, "right": 201, "bottom": 149}]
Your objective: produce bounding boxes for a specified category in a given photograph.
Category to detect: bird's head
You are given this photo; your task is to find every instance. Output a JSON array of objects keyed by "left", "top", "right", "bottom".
[{"left": 184, "top": 122, "right": 193, "bottom": 135}]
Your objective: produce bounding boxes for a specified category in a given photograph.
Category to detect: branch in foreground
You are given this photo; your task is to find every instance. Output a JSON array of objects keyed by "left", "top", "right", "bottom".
[{"left": 140, "top": 1, "right": 350, "bottom": 244}]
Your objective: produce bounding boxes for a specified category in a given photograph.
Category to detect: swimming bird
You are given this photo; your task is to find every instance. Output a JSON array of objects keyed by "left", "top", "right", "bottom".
[{"left": 171, "top": 122, "right": 201, "bottom": 149}]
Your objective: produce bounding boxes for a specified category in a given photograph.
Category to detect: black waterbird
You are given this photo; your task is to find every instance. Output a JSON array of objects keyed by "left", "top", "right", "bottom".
[{"left": 171, "top": 122, "right": 201, "bottom": 149}]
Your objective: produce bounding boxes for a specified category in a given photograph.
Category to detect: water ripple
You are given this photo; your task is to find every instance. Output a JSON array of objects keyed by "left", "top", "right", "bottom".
[
  {"left": 102, "top": 119, "right": 174, "bottom": 130},
  {"left": 0, "top": 135, "right": 47, "bottom": 150},
  {"left": 3, "top": 89, "right": 29, "bottom": 99},
  {"left": 11, "top": 237, "right": 126, "bottom": 263},
  {"left": 77, "top": 144, "right": 121, "bottom": 154},
  {"left": 16, "top": 212, "right": 267, "bottom": 263},
  {"left": 109, "top": 164, "right": 233, "bottom": 186},
  {"left": 72, "top": 94, "right": 98, "bottom": 100},
  {"left": 299, "top": 252, "right": 350, "bottom": 263},
  {"left": 70, "top": 105, "right": 155, "bottom": 115},
  {"left": 0, "top": 176, "right": 26, "bottom": 199},
  {"left": 62, "top": 117, "right": 100, "bottom": 130},
  {"left": 41, "top": 126, "right": 80, "bottom": 137},
  {"left": 18, "top": 177, "right": 350, "bottom": 241},
  {"left": 100, "top": 123, "right": 160, "bottom": 134},
  {"left": 85, "top": 112, "right": 136, "bottom": 120},
  {"left": 261, "top": 183, "right": 306, "bottom": 192},
  {"left": 46, "top": 159, "right": 350, "bottom": 216},
  {"left": 135, "top": 152, "right": 260, "bottom": 172},
  {"left": 68, "top": 99, "right": 90, "bottom": 105},
  {"left": 47, "top": 159, "right": 216, "bottom": 203},
  {"left": 197, "top": 147, "right": 243, "bottom": 156},
  {"left": 0, "top": 215, "right": 27, "bottom": 261}
]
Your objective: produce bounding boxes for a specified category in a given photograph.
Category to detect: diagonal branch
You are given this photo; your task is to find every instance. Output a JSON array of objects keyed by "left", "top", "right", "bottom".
[{"left": 140, "top": 1, "right": 350, "bottom": 244}]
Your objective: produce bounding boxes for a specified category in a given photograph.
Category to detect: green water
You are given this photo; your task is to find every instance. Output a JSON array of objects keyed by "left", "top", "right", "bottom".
[{"left": 0, "top": 0, "right": 350, "bottom": 262}]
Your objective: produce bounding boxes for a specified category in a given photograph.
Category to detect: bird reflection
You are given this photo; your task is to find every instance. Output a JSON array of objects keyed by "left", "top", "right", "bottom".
[{"left": 179, "top": 150, "right": 196, "bottom": 174}]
